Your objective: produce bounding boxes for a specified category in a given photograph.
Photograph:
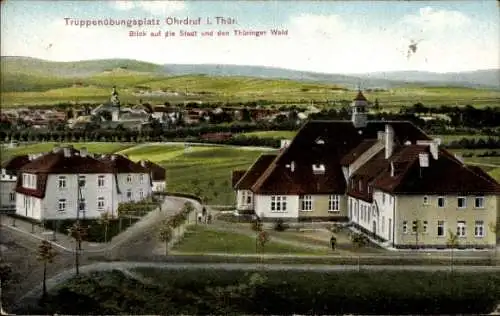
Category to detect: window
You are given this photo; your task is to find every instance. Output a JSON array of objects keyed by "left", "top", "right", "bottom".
[
  {"left": 58, "top": 176, "right": 67, "bottom": 189},
  {"left": 367, "top": 206, "right": 371, "bottom": 222},
  {"left": 437, "top": 221, "right": 445, "bottom": 237},
  {"left": 271, "top": 196, "right": 287, "bottom": 212},
  {"left": 437, "top": 196, "right": 445, "bottom": 208},
  {"left": 78, "top": 175, "right": 86, "bottom": 188},
  {"left": 246, "top": 193, "right": 252, "bottom": 204},
  {"left": 97, "top": 197, "right": 105, "bottom": 210},
  {"left": 361, "top": 206, "right": 365, "bottom": 221},
  {"left": 423, "top": 221, "right": 428, "bottom": 234},
  {"left": 139, "top": 189, "right": 144, "bottom": 199},
  {"left": 9, "top": 192, "right": 15, "bottom": 201},
  {"left": 368, "top": 185, "right": 372, "bottom": 194},
  {"left": 412, "top": 220, "right": 418, "bottom": 234},
  {"left": 126, "top": 174, "right": 132, "bottom": 183},
  {"left": 474, "top": 196, "right": 484, "bottom": 209},
  {"left": 58, "top": 199, "right": 66, "bottom": 212},
  {"left": 351, "top": 179, "right": 355, "bottom": 189},
  {"left": 457, "top": 197, "right": 466, "bottom": 209},
  {"left": 457, "top": 221, "right": 466, "bottom": 237},
  {"left": 300, "top": 195, "right": 312, "bottom": 211},
  {"left": 140, "top": 174, "right": 144, "bottom": 184},
  {"left": 402, "top": 221, "right": 408, "bottom": 234},
  {"left": 474, "top": 221, "right": 484, "bottom": 237},
  {"left": 98, "top": 175, "right": 105, "bottom": 187},
  {"left": 358, "top": 181, "right": 363, "bottom": 192},
  {"left": 78, "top": 198, "right": 86, "bottom": 212},
  {"left": 328, "top": 195, "right": 339, "bottom": 212},
  {"left": 127, "top": 189, "right": 132, "bottom": 200},
  {"left": 382, "top": 193, "right": 386, "bottom": 204},
  {"left": 423, "top": 196, "right": 429, "bottom": 205}
]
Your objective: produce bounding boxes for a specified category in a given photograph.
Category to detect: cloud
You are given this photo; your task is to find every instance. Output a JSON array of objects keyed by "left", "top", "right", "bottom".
[
  {"left": 402, "top": 7, "right": 472, "bottom": 31},
  {"left": 111, "top": 1, "right": 186, "bottom": 15}
]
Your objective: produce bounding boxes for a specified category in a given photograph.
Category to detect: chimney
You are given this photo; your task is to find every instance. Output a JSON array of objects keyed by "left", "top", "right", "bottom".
[
  {"left": 140, "top": 160, "right": 146, "bottom": 167},
  {"left": 111, "top": 155, "right": 117, "bottom": 161},
  {"left": 419, "top": 153, "right": 429, "bottom": 167},
  {"left": 430, "top": 141, "right": 439, "bottom": 160},
  {"left": 454, "top": 153, "right": 464, "bottom": 164},
  {"left": 385, "top": 124, "right": 394, "bottom": 159},
  {"left": 52, "top": 146, "right": 61, "bottom": 154},
  {"left": 390, "top": 161, "right": 395, "bottom": 177},
  {"left": 80, "top": 147, "right": 88, "bottom": 157},
  {"left": 63, "top": 147, "right": 71, "bottom": 158},
  {"left": 291, "top": 161, "right": 295, "bottom": 172}
]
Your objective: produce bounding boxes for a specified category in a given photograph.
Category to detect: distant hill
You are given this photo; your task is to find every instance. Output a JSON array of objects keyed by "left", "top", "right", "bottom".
[
  {"left": 162, "top": 64, "right": 500, "bottom": 90},
  {"left": 1, "top": 56, "right": 499, "bottom": 93}
]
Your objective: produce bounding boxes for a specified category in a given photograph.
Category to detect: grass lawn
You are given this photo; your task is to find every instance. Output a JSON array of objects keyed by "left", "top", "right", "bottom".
[
  {"left": 173, "top": 225, "right": 328, "bottom": 255},
  {"left": 449, "top": 149, "right": 500, "bottom": 166},
  {"left": 488, "top": 168, "right": 500, "bottom": 182},
  {"left": 241, "top": 130, "right": 298, "bottom": 139},
  {"left": 432, "top": 134, "right": 500, "bottom": 143},
  {"left": 1, "top": 142, "right": 134, "bottom": 163},
  {"left": 123, "top": 144, "right": 274, "bottom": 205}
]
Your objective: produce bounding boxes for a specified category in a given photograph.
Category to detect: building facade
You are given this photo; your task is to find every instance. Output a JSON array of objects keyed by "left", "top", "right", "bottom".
[
  {"left": 14, "top": 145, "right": 155, "bottom": 220},
  {"left": 232, "top": 91, "right": 500, "bottom": 248}
]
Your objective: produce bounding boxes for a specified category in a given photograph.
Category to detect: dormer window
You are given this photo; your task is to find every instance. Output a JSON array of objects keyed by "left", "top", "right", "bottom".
[
  {"left": 358, "top": 180, "right": 363, "bottom": 192},
  {"left": 312, "top": 164, "right": 325, "bottom": 174}
]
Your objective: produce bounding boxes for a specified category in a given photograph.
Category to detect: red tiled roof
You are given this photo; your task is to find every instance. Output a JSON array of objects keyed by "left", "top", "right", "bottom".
[
  {"left": 340, "top": 139, "right": 379, "bottom": 166},
  {"left": 232, "top": 170, "right": 247, "bottom": 187},
  {"left": 140, "top": 160, "right": 166, "bottom": 181},
  {"left": 98, "top": 155, "right": 149, "bottom": 174},
  {"left": 235, "top": 154, "right": 277, "bottom": 190},
  {"left": 2, "top": 155, "right": 31, "bottom": 174},
  {"left": 19, "top": 150, "right": 111, "bottom": 174},
  {"left": 372, "top": 147, "right": 500, "bottom": 195},
  {"left": 251, "top": 120, "right": 430, "bottom": 195}
]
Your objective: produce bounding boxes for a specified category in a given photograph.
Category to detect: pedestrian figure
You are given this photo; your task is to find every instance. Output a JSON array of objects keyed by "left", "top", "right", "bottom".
[
  {"left": 202, "top": 207, "right": 207, "bottom": 217},
  {"left": 207, "top": 213, "right": 212, "bottom": 224},
  {"left": 330, "top": 235, "right": 337, "bottom": 250},
  {"left": 197, "top": 213, "right": 202, "bottom": 223}
]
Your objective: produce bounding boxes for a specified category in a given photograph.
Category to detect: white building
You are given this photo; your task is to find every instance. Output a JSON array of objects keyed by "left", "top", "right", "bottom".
[
  {"left": 1, "top": 155, "right": 31, "bottom": 211},
  {"left": 15, "top": 146, "right": 153, "bottom": 220},
  {"left": 139, "top": 160, "right": 167, "bottom": 192}
]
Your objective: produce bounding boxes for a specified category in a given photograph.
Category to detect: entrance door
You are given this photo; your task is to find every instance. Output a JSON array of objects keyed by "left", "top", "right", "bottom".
[{"left": 388, "top": 219, "right": 392, "bottom": 241}]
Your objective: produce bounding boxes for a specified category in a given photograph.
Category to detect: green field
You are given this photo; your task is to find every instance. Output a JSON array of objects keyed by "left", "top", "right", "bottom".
[
  {"left": 2, "top": 58, "right": 499, "bottom": 107},
  {"left": 241, "top": 130, "right": 298, "bottom": 139},
  {"left": 432, "top": 134, "right": 500, "bottom": 143},
  {"left": 1, "top": 142, "right": 134, "bottom": 163},
  {"left": 173, "top": 225, "right": 326, "bottom": 255}
]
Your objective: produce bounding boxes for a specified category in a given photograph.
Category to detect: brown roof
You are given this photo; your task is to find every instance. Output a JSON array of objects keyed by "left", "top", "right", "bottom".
[
  {"left": 140, "top": 160, "right": 166, "bottom": 181},
  {"left": 251, "top": 120, "right": 430, "bottom": 195},
  {"left": 2, "top": 155, "right": 31, "bottom": 174},
  {"left": 372, "top": 146, "right": 500, "bottom": 195},
  {"left": 19, "top": 150, "right": 111, "bottom": 174},
  {"left": 98, "top": 155, "right": 149, "bottom": 174},
  {"left": 354, "top": 90, "right": 367, "bottom": 101},
  {"left": 235, "top": 154, "right": 277, "bottom": 190},
  {"left": 15, "top": 174, "right": 49, "bottom": 198},
  {"left": 340, "top": 139, "right": 379, "bottom": 166},
  {"left": 232, "top": 170, "right": 247, "bottom": 187}
]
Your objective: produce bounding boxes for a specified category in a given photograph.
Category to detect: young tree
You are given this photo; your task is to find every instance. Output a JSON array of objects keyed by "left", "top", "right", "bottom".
[
  {"left": 158, "top": 222, "right": 173, "bottom": 255},
  {"left": 37, "top": 240, "right": 57, "bottom": 300},
  {"left": 98, "top": 211, "right": 112, "bottom": 243},
  {"left": 413, "top": 220, "right": 425, "bottom": 249},
  {"left": 67, "top": 221, "right": 87, "bottom": 275},
  {"left": 351, "top": 232, "right": 369, "bottom": 271},
  {"left": 489, "top": 222, "right": 499, "bottom": 265},
  {"left": 257, "top": 230, "right": 270, "bottom": 264},
  {"left": 447, "top": 229, "right": 459, "bottom": 272}
]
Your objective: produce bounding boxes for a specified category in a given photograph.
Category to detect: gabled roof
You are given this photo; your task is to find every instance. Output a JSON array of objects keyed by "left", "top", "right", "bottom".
[
  {"left": 340, "top": 139, "right": 378, "bottom": 166},
  {"left": 250, "top": 120, "right": 430, "bottom": 195},
  {"left": 232, "top": 170, "right": 247, "bottom": 188},
  {"left": 372, "top": 146, "right": 500, "bottom": 195},
  {"left": 2, "top": 155, "right": 31, "bottom": 174},
  {"left": 235, "top": 154, "right": 277, "bottom": 190},
  {"left": 19, "top": 150, "right": 111, "bottom": 174},
  {"left": 140, "top": 160, "right": 166, "bottom": 181},
  {"left": 98, "top": 155, "right": 149, "bottom": 174}
]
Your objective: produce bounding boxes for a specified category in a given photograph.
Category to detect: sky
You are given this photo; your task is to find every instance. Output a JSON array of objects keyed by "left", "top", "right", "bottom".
[{"left": 1, "top": 0, "right": 499, "bottom": 74}]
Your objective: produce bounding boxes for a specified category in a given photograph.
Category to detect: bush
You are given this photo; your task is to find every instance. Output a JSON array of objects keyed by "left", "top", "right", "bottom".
[{"left": 273, "top": 219, "right": 288, "bottom": 232}]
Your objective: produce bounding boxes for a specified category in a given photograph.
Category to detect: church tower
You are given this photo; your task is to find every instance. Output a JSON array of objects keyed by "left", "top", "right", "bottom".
[
  {"left": 351, "top": 90, "right": 368, "bottom": 128},
  {"left": 110, "top": 86, "right": 121, "bottom": 121}
]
